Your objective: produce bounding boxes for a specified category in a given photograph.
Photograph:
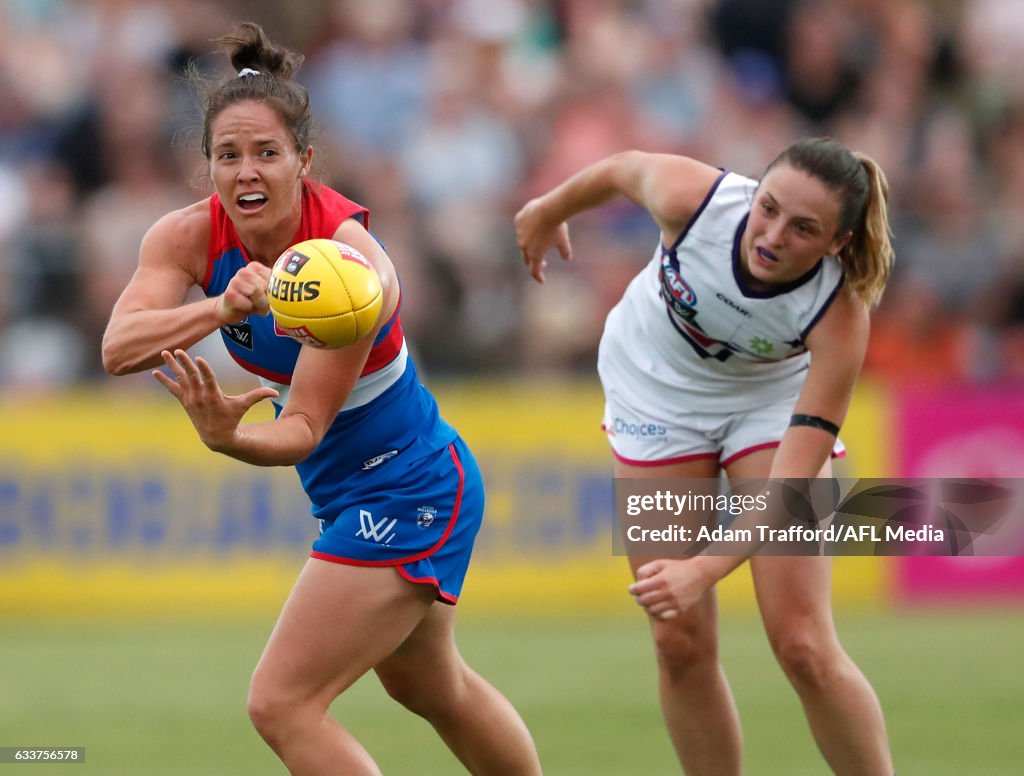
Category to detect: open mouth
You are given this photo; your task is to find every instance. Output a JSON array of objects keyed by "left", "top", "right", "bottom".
[
  {"left": 237, "top": 193, "right": 267, "bottom": 212},
  {"left": 756, "top": 246, "right": 779, "bottom": 264}
]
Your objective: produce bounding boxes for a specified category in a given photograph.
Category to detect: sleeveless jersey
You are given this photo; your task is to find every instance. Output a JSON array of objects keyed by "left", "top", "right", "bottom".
[
  {"left": 203, "top": 180, "right": 457, "bottom": 517},
  {"left": 598, "top": 171, "right": 845, "bottom": 415}
]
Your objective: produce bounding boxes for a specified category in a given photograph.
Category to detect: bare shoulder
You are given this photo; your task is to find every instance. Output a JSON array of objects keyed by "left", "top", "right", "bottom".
[
  {"left": 140, "top": 198, "right": 212, "bottom": 280},
  {"left": 629, "top": 152, "right": 724, "bottom": 239},
  {"left": 807, "top": 284, "right": 870, "bottom": 354}
]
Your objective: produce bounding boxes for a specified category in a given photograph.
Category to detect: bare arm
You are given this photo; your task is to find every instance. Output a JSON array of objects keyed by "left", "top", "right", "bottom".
[
  {"left": 769, "top": 286, "right": 869, "bottom": 478},
  {"left": 102, "top": 203, "right": 271, "bottom": 375},
  {"left": 630, "top": 288, "right": 871, "bottom": 617},
  {"left": 154, "top": 219, "right": 400, "bottom": 467},
  {"left": 514, "top": 150, "right": 722, "bottom": 282}
]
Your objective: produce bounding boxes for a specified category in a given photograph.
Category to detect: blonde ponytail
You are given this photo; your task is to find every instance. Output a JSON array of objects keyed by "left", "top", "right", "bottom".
[
  {"left": 839, "top": 154, "right": 894, "bottom": 309},
  {"left": 766, "top": 138, "right": 895, "bottom": 309}
]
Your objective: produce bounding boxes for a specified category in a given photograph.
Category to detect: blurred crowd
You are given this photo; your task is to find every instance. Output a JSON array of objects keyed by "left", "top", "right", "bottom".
[{"left": 2, "top": 0, "right": 1024, "bottom": 390}]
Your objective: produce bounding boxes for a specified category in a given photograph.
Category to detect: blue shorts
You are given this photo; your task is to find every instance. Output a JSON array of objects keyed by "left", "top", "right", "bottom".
[{"left": 310, "top": 436, "right": 483, "bottom": 604}]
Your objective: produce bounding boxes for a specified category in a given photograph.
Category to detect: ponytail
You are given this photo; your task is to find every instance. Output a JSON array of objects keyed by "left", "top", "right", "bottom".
[
  {"left": 767, "top": 138, "right": 895, "bottom": 308},
  {"left": 838, "top": 153, "right": 893, "bottom": 309}
]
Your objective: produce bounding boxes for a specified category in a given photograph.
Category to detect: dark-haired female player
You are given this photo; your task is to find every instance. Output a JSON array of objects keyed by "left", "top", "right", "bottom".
[{"left": 104, "top": 23, "right": 540, "bottom": 776}]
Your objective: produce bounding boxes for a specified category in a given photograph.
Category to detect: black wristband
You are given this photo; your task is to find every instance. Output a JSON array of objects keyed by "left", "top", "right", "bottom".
[{"left": 789, "top": 413, "right": 840, "bottom": 437}]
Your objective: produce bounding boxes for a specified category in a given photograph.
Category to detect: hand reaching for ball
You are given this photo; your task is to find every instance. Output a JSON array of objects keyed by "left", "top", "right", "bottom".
[{"left": 217, "top": 262, "right": 271, "bottom": 324}]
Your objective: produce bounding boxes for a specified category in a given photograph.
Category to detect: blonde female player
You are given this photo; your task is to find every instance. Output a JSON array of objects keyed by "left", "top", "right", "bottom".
[
  {"left": 515, "top": 138, "right": 895, "bottom": 775},
  {"left": 102, "top": 23, "right": 540, "bottom": 776}
]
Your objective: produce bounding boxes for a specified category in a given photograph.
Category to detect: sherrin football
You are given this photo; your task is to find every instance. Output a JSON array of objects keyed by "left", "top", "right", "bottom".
[{"left": 268, "top": 239, "right": 384, "bottom": 348}]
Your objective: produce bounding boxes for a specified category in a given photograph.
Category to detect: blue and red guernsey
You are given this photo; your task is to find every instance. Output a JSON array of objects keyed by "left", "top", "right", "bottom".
[
  {"left": 202, "top": 180, "right": 457, "bottom": 515},
  {"left": 204, "top": 179, "right": 370, "bottom": 383}
]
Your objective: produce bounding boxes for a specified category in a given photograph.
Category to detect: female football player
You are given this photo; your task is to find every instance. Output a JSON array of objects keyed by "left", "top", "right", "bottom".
[
  {"left": 103, "top": 22, "right": 541, "bottom": 776},
  {"left": 515, "top": 138, "right": 895, "bottom": 775}
]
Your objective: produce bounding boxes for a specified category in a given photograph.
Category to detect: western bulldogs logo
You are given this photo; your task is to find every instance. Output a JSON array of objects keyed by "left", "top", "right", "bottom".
[
  {"left": 416, "top": 506, "right": 437, "bottom": 529},
  {"left": 659, "top": 253, "right": 698, "bottom": 319},
  {"left": 277, "top": 249, "right": 311, "bottom": 276}
]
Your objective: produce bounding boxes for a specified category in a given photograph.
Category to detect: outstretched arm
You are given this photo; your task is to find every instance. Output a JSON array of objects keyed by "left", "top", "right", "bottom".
[{"left": 514, "top": 151, "right": 722, "bottom": 282}]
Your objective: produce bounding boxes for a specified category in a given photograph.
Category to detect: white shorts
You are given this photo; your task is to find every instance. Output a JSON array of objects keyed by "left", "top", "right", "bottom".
[{"left": 601, "top": 389, "right": 845, "bottom": 468}]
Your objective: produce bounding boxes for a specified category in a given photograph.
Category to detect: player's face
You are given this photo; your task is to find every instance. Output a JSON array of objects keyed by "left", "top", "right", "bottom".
[
  {"left": 740, "top": 163, "right": 851, "bottom": 289},
  {"left": 208, "top": 100, "right": 312, "bottom": 242}
]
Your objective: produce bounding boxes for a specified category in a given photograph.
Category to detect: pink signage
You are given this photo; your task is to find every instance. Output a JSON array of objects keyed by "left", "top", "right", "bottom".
[{"left": 894, "top": 386, "right": 1024, "bottom": 602}]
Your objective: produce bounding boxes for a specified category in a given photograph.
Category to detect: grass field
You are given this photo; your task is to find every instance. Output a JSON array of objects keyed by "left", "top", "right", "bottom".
[{"left": 1, "top": 608, "right": 1021, "bottom": 775}]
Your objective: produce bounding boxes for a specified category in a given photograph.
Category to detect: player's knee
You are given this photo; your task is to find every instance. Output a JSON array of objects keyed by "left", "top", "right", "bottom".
[
  {"left": 651, "top": 622, "right": 718, "bottom": 681},
  {"left": 770, "top": 629, "right": 834, "bottom": 689},
  {"left": 378, "top": 662, "right": 467, "bottom": 719},
  {"left": 247, "top": 674, "right": 304, "bottom": 745},
  {"left": 378, "top": 668, "right": 436, "bottom": 717}
]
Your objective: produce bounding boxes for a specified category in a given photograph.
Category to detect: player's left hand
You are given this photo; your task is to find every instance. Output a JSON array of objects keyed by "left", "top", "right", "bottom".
[
  {"left": 152, "top": 349, "right": 279, "bottom": 452},
  {"left": 628, "top": 559, "right": 715, "bottom": 620}
]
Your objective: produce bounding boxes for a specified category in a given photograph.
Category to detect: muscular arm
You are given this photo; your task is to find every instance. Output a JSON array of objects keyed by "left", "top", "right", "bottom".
[
  {"left": 164, "top": 218, "right": 401, "bottom": 467},
  {"left": 101, "top": 205, "right": 219, "bottom": 375},
  {"left": 515, "top": 151, "right": 723, "bottom": 282},
  {"left": 102, "top": 202, "right": 270, "bottom": 375}
]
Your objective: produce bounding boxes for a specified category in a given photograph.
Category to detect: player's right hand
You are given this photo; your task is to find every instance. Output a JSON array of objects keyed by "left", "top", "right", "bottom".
[
  {"left": 514, "top": 198, "right": 572, "bottom": 284},
  {"left": 217, "top": 262, "right": 271, "bottom": 323}
]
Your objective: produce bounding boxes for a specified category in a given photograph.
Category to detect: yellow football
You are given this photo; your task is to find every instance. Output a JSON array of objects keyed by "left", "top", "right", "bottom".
[{"left": 268, "top": 239, "right": 383, "bottom": 348}]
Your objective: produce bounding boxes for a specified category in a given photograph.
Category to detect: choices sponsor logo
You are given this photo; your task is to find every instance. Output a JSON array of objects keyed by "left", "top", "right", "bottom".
[{"left": 610, "top": 417, "right": 668, "bottom": 440}]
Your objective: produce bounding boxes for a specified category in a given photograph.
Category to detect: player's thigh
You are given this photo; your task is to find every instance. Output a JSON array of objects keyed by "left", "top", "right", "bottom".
[
  {"left": 728, "top": 452, "right": 838, "bottom": 640},
  {"left": 620, "top": 456, "right": 723, "bottom": 657},
  {"left": 373, "top": 603, "right": 464, "bottom": 701},
  {"left": 614, "top": 456, "right": 720, "bottom": 480},
  {"left": 253, "top": 558, "right": 436, "bottom": 704}
]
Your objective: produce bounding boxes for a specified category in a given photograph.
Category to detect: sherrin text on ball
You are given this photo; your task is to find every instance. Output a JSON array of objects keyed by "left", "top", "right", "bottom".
[{"left": 268, "top": 239, "right": 383, "bottom": 348}]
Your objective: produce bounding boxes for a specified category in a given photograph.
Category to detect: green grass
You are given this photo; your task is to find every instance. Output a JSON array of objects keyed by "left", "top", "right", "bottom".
[{"left": 0, "top": 609, "right": 1021, "bottom": 775}]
